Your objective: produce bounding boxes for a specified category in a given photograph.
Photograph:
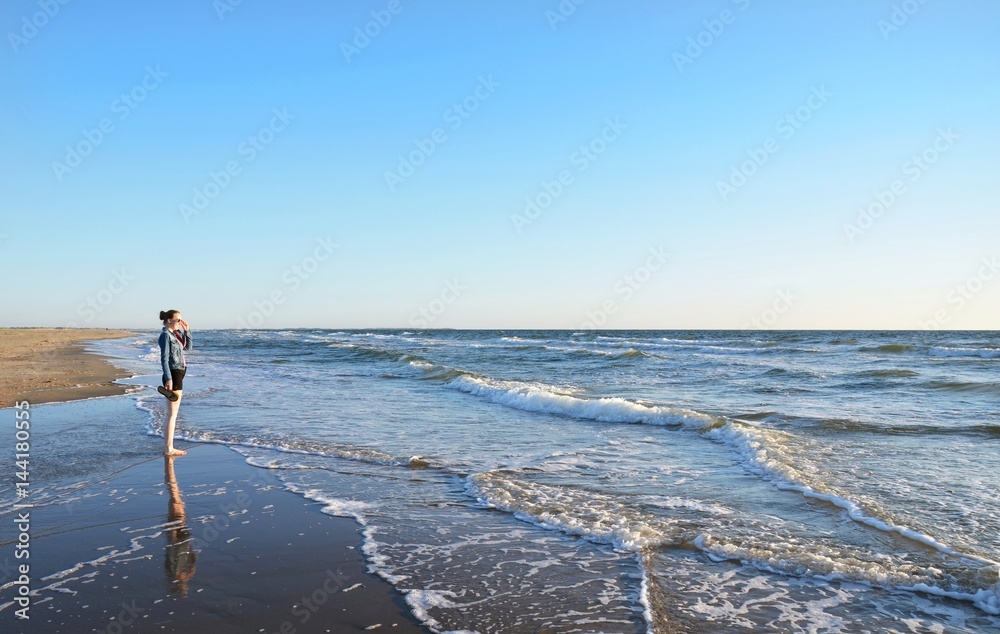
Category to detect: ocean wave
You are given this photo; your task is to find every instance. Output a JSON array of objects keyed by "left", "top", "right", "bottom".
[
  {"left": 430, "top": 369, "right": 719, "bottom": 430},
  {"left": 761, "top": 367, "right": 825, "bottom": 380},
  {"left": 931, "top": 346, "right": 1000, "bottom": 359},
  {"left": 136, "top": 394, "right": 402, "bottom": 467},
  {"left": 326, "top": 342, "right": 432, "bottom": 366},
  {"left": 617, "top": 347, "right": 652, "bottom": 359},
  {"left": 149, "top": 336, "right": 715, "bottom": 443},
  {"left": 466, "top": 470, "right": 1000, "bottom": 616},
  {"left": 924, "top": 380, "right": 1000, "bottom": 396},
  {"left": 860, "top": 344, "right": 917, "bottom": 354},
  {"left": 859, "top": 344, "right": 1000, "bottom": 360},
  {"left": 441, "top": 364, "right": 1000, "bottom": 593},
  {"left": 658, "top": 336, "right": 735, "bottom": 346},
  {"left": 853, "top": 368, "right": 919, "bottom": 379},
  {"left": 691, "top": 533, "right": 1000, "bottom": 616},
  {"left": 562, "top": 345, "right": 659, "bottom": 360},
  {"left": 499, "top": 333, "right": 551, "bottom": 342},
  {"left": 466, "top": 471, "right": 681, "bottom": 550},
  {"left": 704, "top": 420, "right": 1000, "bottom": 574},
  {"left": 692, "top": 344, "right": 763, "bottom": 355},
  {"left": 732, "top": 411, "right": 783, "bottom": 422},
  {"left": 748, "top": 411, "right": 1000, "bottom": 443},
  {"left": 280, "top": 480, "right": 374, "bottom": 525},
  {"left": 731, "top": 410, "right": 1000, "bottom": 438},
  {"left": 809, "top": 418, "right": 1000, "bottom": 438},
  {"left": 567, "top": 345, "right": 664, "bottom": 362},
  {"left": 473, "top": 338, "right": 664, "bottom": 363}
]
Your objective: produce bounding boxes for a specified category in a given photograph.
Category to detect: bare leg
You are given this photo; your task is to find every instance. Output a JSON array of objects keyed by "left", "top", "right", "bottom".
[{"left": 164, "top": 391, "right": 186, "bottom": 457}]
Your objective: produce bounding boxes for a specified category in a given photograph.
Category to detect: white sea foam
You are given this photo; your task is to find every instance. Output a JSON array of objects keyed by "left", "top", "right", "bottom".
[
  {"left": 705, "top": 420, "right": 999, "bottom": 567},
  {"left": 466, "top": 471, "right": 681, "bottom": 550},
  {"left": 635, "top": 552, "right": 656, "bottom": 634},
  {"left": 404, "top": 590, "right": 472, "bottom": 633},
  {"left": 434, "top": 370, "right": 718, "bottom": 430},
  {"left": 469, "top": 469, "right": 946, "bottom": 595},
  {"left": 930, "top": 346, "right": 1000, "bottom": 359},
  {"left": 467, "top": 432, "right": 1000, "bottom": 617},
  {"left": 973, "top": 582, "right": 1000, "bottom": 615},
  {"left": 282, "top": 483, "right": 372, "bottom": 524},
  {"left": 688, "top": 531, "right": 1000, "bottom": 619},
  {"left": 361, "top": 525, "right": 409, "bottom": 585},
  {"left": 695, "top": 419, "right": 1000, "bottom": 615}
]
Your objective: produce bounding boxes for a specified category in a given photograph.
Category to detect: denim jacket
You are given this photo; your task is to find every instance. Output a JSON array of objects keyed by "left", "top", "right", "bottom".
[{"left": 159, "top": 327, "right": 192, "bottom": 383}]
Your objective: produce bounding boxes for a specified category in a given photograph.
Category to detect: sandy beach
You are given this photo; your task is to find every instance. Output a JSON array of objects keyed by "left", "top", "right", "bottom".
[{"left": 0, "top": 328, "right": 135, "bottom": 407}]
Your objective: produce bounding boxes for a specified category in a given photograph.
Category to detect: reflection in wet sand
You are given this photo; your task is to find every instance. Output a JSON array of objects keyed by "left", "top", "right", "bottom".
[{"left": 164, "top": 457, "right": 197, "bottom": 595}]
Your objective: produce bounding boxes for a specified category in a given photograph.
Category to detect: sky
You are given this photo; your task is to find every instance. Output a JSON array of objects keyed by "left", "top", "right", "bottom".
[{"left": 1, "top": 0, "right": 997, "bottom": 330}]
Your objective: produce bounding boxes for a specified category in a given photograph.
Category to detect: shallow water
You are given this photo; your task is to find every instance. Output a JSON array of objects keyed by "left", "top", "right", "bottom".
[{"left": 12, "top": 330, "right": 1000, "bottom": 632}]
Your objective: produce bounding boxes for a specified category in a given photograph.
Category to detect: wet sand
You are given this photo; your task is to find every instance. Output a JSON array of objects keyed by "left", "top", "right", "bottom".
[{"left": 0, "top": 439, "right": 428, "bottom": 633}]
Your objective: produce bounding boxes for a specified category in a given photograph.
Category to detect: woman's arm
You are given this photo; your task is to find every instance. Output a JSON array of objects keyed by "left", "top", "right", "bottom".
[
  {"left": 158, "top": 331, "right": 171, "bottom": 383},
  {"left": 180, "top": 320, "right": 192, "bottom": 350}
]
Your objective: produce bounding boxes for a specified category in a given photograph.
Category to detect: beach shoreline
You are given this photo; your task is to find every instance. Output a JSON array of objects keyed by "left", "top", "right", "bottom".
[
  {"left": 0, "top": 329, "right": 431, "bottom": 633},
  {"left": 0, "top": 327, "right": 136, "bottom": 407},
  {"left": 7, "top": 328, "right": 995, "bottom": 631}
]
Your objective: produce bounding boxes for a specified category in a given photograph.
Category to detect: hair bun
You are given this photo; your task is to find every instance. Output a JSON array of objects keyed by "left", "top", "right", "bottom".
[{"left": 159, "top": 310, "right": 168, "bottom": 321}]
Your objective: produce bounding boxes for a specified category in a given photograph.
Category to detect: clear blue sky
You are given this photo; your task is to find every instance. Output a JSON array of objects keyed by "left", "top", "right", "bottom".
[{"left": 1, "top": 0, "right": 997, "bottom": 329}]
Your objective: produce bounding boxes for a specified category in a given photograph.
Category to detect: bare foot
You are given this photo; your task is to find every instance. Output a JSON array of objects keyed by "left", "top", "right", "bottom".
[{"left": 164, "top": 448, "right": 187, "bottom": 457}]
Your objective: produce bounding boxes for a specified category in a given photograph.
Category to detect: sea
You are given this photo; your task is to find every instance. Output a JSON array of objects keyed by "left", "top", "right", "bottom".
[{"left": 14, "top": 330, "right": 1000, "bottom": 632}]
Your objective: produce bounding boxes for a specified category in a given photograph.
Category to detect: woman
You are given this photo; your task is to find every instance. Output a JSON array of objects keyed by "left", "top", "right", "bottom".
[{"left": 157, "top": 309, "right": 192, "bottom": 457}]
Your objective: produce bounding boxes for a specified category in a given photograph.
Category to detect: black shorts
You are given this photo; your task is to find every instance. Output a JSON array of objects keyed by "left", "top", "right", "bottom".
[{"left": 164, "top": 367, "right": 186, "bottom": 390}]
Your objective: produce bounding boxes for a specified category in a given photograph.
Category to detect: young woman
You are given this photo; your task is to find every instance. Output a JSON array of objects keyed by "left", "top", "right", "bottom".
[{"left": 157, "top": 309, "right": 192, "bottom": 457}]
